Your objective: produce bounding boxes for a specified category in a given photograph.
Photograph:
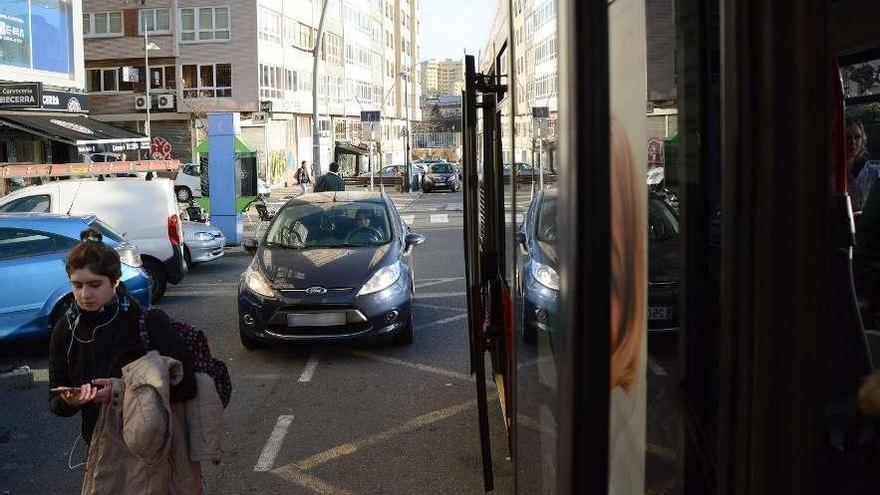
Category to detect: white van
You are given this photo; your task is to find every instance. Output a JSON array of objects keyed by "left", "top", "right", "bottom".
[{"left": 0, "top": 178, "right": 187, "bottom": 302}]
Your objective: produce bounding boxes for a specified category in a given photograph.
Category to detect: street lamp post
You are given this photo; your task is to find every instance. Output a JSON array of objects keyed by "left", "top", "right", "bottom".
[
  {"left": 143, "top": 18, "right": 160, "bottom": 154},
  {"left": 402, "top": 69, "right": 412, "bottom": 193},
  {"left": 312, "top": 0, "right": 330, "bottom": 178}
]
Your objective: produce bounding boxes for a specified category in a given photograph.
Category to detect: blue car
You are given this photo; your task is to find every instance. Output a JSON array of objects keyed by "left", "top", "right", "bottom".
[{"left": 0, "top": 213, "right": 151, "bottom": 342}]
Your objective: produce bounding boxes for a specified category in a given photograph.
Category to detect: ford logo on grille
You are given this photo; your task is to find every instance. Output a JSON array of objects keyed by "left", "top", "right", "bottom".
[{"left": 306, "top": 286, "right": 328, "bottom": 295}]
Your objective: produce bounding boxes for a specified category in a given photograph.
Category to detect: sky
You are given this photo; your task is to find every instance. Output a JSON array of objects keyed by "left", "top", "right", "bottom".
[{"left": 419, "top": 0, "right": 498, "bottom": 61}]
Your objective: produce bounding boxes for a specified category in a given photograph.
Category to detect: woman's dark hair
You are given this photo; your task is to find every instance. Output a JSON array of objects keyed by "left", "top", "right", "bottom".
[{"left": 65, "top": 227, "right": 122, "bottom": 282}]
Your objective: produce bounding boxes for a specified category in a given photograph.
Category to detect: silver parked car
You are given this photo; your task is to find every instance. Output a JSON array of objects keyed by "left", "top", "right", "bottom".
[{"left": 182, "top": 220, "right": 226, "bottom": 265}]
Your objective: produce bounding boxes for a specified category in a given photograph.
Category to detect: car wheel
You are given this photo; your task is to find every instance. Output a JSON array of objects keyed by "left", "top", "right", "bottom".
[
  {"left": 393, "top": 312, "right": 414, "bottom": 345},
  {"left": 142, "top": 259, "right": 167, "bottom": 303},
  {"left": 176, "top": 186, "right": 193, "bottom": 202},
  {"left": 184, "top": 246, "right": 194, "bottom": 267},
  {"left": 422, "top": 187, "right": 431, "bottom": 193},
  {"left": 240, "top": 327, "right": 264, "bottom": 349}
]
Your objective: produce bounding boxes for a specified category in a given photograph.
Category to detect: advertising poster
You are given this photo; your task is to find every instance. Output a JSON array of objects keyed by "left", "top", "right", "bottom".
[
  {"left": 30, "top": 0, "right": 74, "bottom": 75},
  {"left": 608, "top": 0, "right": 648, "bottom": 493},
  {"left": 0, "top": 0, "right": 30, "bottom": 69}
]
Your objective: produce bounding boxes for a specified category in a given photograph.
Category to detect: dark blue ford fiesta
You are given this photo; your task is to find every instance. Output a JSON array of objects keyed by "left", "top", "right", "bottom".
[{"left": 238, "top": 191, "right": 426, "bottom": 348}]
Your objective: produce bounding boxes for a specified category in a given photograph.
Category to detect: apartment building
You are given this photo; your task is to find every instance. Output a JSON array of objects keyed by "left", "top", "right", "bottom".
[
  {"left": 419, "top": 58, "right": 464, "bottom": 101},
  {"left": 82, "top": 0, "right": 421, "bottom": 183}
]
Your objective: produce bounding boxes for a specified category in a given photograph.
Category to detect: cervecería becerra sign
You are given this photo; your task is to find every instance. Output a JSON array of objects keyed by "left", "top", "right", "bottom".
[{"left": 0, "top": 82, "right": 42, "bottom": 108}]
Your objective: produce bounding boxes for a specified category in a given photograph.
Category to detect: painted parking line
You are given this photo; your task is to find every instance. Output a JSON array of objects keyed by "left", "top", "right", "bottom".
[
  {"left": 430, "top": 214, "right": 449, "bottom": 223},
  {"left": 445, "top": 203, "right": 463, "bottom": 211},
  {"left": 298, "top": 350, "right": 321, "bottom": 383},
  {"left": 288, "top": 399, "right": 479, "bottom": 472},
  {"left": 254, "top": 415, "right": 295, "bottom": 472},
  {"left": 412, "top": 302, "right": 465, "bottom": 311},
  {"left": 344, "top": 350, "right": 472, "bottom": 381},
  {"left": 424, "top": 313, "right": 469, "bottom": 327}
]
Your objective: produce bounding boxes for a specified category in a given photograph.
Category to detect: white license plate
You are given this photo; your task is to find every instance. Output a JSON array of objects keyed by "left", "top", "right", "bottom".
[
  {"left": 287, "top": 313, "right": 346, "bottom": 327},
  {"left": 648, "top": 307, "right": 672, "bottom": 320}
]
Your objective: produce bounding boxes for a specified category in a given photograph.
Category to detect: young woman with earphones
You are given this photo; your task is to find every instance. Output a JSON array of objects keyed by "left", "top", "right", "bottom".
[{"left": 47, "top": 226, "right": 198, "bottom": 492}]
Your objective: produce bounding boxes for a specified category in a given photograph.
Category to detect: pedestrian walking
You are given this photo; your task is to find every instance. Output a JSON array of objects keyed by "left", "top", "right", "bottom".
[
  {"left": 314, "top": 162, "right": 346, "bottom": 192},
  {"left": 48, "top": 227, "right": 208, "bottom": 494},
  {"left": 295, "top": 160, "right": 310, "bottom": 184}
]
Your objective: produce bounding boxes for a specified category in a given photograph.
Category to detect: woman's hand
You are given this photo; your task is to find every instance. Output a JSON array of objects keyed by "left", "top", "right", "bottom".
[{"left": 59, "top": 383, "right": 98, "bottom": 407}]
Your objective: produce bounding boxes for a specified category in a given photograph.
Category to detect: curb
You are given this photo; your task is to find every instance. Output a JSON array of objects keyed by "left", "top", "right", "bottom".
[{"left": 0, "top": 366, "right": 34, "bottom": 392}]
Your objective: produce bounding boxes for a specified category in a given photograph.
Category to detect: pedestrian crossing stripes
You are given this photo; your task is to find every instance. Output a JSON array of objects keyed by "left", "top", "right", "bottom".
[{"left": 430, "top": 214, "right": 449, "bottom": 223}]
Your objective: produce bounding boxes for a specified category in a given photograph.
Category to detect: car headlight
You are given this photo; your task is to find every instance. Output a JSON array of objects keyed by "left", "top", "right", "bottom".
[
  {"left": 358, "top": 262, "right": 401, "bottom": 296},
  {"left": 116, "top": 245, "right": 142, "bottom": 268},
  {"left": 530, "top": 262, "right": 559, "bottom": 291},
  {"left": 194, "top": 232, "right": 214, "bottom": 241},
  {"left": 243, "top": 265, "right": 275, "bottom": 297}
]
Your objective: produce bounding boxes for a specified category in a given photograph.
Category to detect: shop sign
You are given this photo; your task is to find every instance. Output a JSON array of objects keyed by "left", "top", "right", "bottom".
[
  {"left": 146, "top": 136, "right": 174, "bottom": 159},
  {"left": 0, "top": 82, "right": 41, "bottom": 108},
  {"left": 40, "top": 90, "right": 87, "bottom": 112}
]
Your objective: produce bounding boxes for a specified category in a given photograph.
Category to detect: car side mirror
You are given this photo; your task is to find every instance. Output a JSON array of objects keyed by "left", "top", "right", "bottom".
[
  {"left": 515, "top": 231, "right": 527, "bottom": 246},
  {"left": 243, "top": 238, "right": 259, "bottom": 254},
  {"left": 405, "top": 233, "right": 426, "bottom": 248}
]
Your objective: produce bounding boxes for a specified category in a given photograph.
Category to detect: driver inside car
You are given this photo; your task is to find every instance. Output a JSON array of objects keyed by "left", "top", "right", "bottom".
[{"left": 356, "top": 209, "right": 373, "bottom": 229}]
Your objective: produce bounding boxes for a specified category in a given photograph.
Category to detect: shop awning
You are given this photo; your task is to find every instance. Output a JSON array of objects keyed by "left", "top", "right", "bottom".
[
  {"left": 335, "top": 141, "right": 370, "bottom": 156},
  {"left": 195, "top": 135, "right": 255, "bottom": 154},
  {"left": 0, "top": 113, "right": 148, "bottom": 147}
]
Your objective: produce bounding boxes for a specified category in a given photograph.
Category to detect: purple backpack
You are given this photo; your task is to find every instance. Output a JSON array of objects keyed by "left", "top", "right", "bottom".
[{"left": 138, "top": 309, "right": 232, "bottom": 408}]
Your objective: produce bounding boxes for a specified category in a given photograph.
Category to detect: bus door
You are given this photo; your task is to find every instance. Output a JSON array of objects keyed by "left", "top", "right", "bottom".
[{"left": 462, "top": 53, "right": 515, "bottom": 492}]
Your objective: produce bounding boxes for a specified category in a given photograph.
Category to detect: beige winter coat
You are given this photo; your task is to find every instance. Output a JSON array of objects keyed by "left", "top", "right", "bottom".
[{"left": 80, "top": 351, "right": 205, "bottom": 495}]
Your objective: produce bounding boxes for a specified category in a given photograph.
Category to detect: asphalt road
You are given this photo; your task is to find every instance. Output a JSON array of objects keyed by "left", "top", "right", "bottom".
[{"left": 0, "top": 189, "right": 681, "bottom": 495}]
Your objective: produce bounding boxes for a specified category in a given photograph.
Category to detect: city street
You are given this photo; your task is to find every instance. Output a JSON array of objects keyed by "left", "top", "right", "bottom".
[{"left": 0, "top": 189, "right": 679, "bottom": 494}]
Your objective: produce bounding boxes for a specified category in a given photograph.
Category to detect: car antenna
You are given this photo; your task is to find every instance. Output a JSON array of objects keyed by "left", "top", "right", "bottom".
[{"left": 66, "top": 183, "right": 83, "bottom": 215}]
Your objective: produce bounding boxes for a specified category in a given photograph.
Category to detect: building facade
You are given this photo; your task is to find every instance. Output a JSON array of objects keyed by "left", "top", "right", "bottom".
[
  {"left": 418, "top": 58, "right": 463, "bottom": 101},
  {"left": 1, "top": 0, "right": 149, "bottom": 180},
  {"left": 81, "top": 0, "right": 421, "bottom": 184}
]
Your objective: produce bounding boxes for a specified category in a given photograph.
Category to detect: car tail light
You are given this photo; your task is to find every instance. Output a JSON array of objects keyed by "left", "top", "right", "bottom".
[{"left": 167, "top": 214, "right": 181, "bottom": 246}]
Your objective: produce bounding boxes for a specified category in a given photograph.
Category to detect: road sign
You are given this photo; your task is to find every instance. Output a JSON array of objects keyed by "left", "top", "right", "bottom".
[{"left": 361, "top": 110, "right": 381, "bottom": 122}]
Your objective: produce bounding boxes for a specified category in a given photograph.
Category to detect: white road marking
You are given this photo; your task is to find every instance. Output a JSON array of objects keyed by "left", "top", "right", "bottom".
[
  {"left": 412, "top": 302, "right": 465, "bottom": 311},
  {"left": 445, "top": 203, "right": 463, "bottom": 211},
  {"left": 344, "top": 350, "right": 472, "bottom": 381},
  {"left": 402, "top": 215, "right": 414, "bottom": 225},
  {"left": 430, "top": 214, "right": 449, "bottom": 223},
  {"left": 415, "top": 277, "right": 463, "bottom": 289},
  {"left": 254, "top": 415, "right": 295, "bottom": 472},
  {"left": 416, "top": 291, "right": 467, "bottom": 299},
  {"left": 648, "top": 357, "right": 668, "bottom": 376},
  {"left": 298, "top": 351, "right": 321, "bottom": 382},
  {"left": 426, "top": 313, "right": 469, "bottom": 327}
]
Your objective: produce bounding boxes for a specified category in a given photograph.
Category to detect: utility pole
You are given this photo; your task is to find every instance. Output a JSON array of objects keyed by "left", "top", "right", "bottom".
[
  {"left": 403, "top": 69, "right": 412, "bottom": 193},
  {"left": 144, "top": 18, "right": 151, "bottom": 150},
  {"left": 312, "top": 0, "right": 330, "bottom": 177}
]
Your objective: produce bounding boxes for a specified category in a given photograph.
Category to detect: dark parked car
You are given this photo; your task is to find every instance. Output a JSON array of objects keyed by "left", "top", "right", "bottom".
[
  {"left": 421, "top": 162, "right": 461, "bottom": 192},
  {"left": 238, "top": 191, "right": 426, "bottom": 348},
  {"left": 516, "top": 189, "right": 679, "bottom": 344}
]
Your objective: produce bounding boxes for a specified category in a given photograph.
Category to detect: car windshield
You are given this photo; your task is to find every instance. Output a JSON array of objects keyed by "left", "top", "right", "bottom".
[
  {"left": 536, "top": 197, "right": 558, "bottom": 243},
  {"left": 264, "top": 200, "right": 392, "bottom": 248},
  {"left": 429, "top": 163, "right": 453, "bottom": 173}
]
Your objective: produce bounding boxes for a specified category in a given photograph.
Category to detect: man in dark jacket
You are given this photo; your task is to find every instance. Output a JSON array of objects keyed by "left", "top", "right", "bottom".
[{"left": 314, "top": 162, "right": 345, "bottom": 192}]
